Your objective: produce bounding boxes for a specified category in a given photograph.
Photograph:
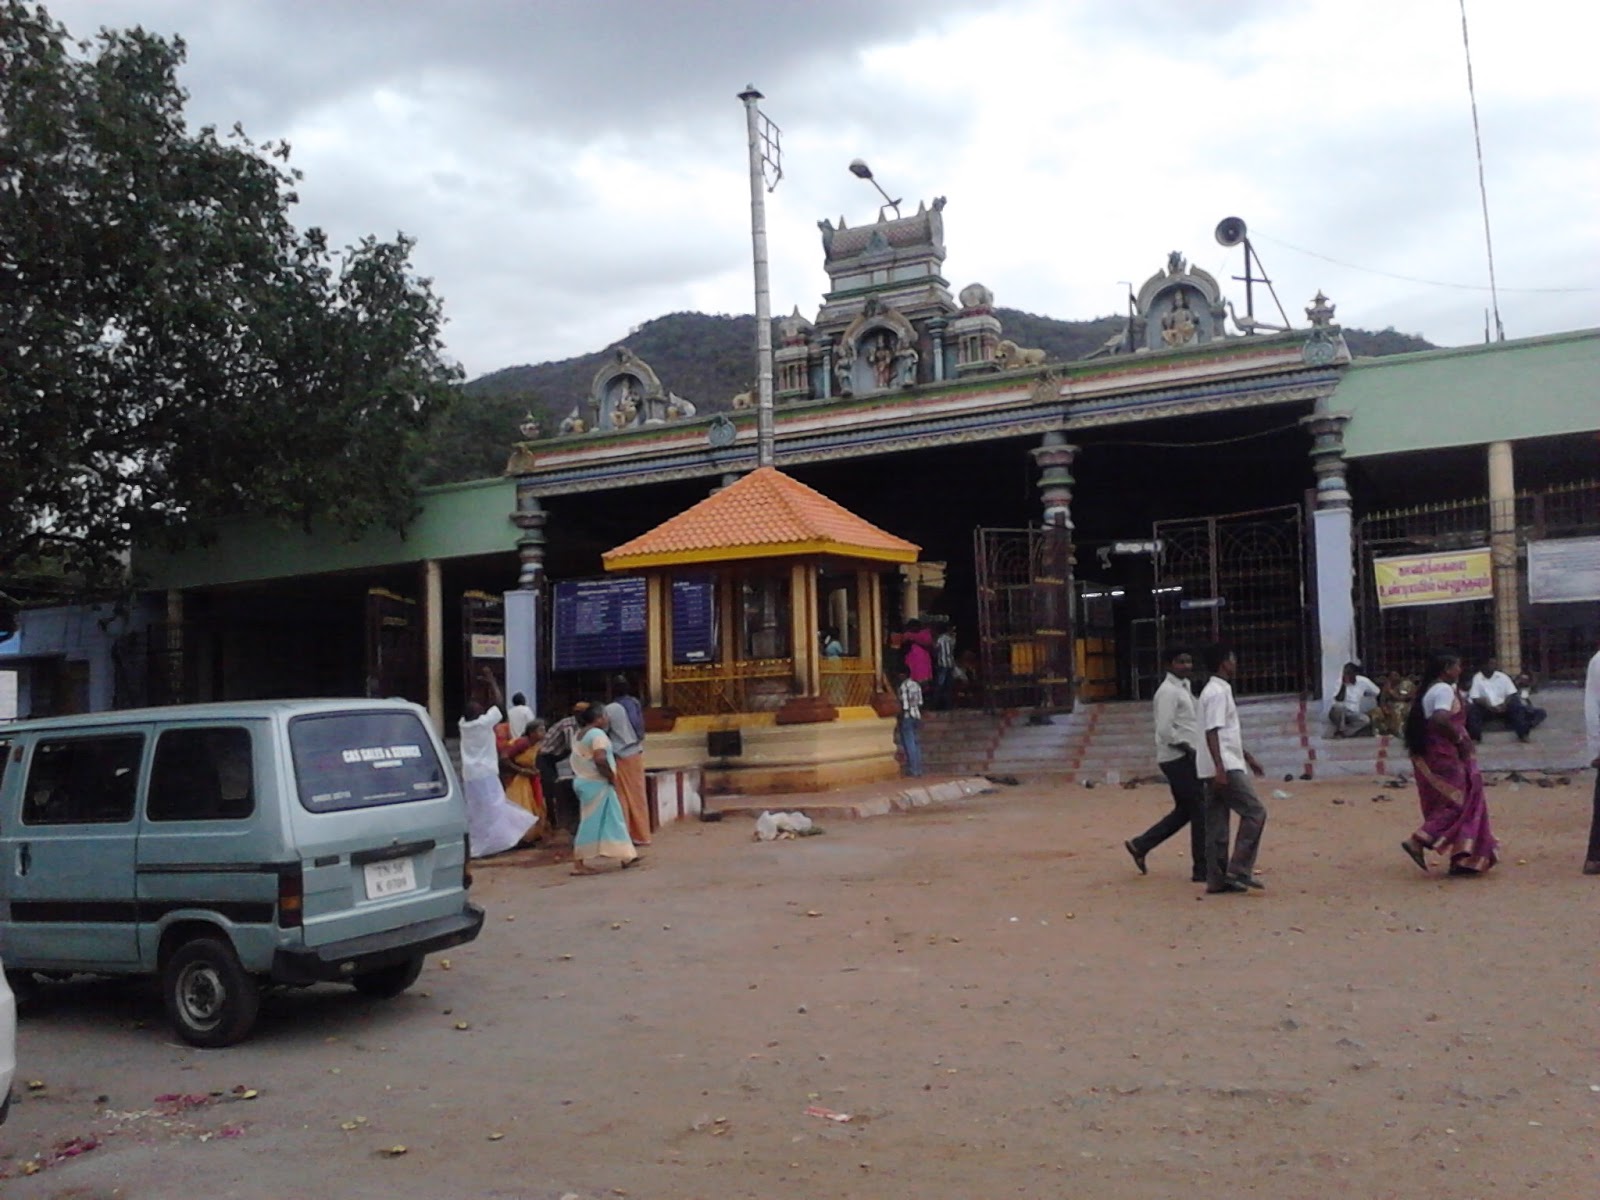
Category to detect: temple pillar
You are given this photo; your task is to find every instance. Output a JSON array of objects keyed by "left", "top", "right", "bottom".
[
  {"left": 900, "top": 566, "right": 920, "bottom": 625},
  {"left": 645, "top": 574, "right": 669, "bottom": 709},
  {"left": 927, "top": 317, "right": 947, "bottom": 383},
  {"left": 512, "top": 485, "right": 547, "bottom": 590},
  {"left": 1488, "top": 440, "right": 1520, "bottom": 673},
  {"left": 423, "top": 558, "right": 444, "bottom": 733},
  {"left": 1030, "top": 433, "right": 1077, "bottom": 711},
  {"left": 164, "top": 589, "right": 185, "bottom": 704},
  {"left": 1302, "top": 408, "right": 1356, "bottom": 703},
  {"left": 776, "top": 559, "right": 836, "bottom": 724}
]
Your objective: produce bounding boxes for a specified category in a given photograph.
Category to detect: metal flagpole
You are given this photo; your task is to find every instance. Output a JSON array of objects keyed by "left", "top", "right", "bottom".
[{"left": 738, "top": 85, "right": 780, "bottom": 470}]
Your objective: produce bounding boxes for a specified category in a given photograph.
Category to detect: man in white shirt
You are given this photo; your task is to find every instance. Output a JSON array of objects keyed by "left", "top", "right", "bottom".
[
  {"left": 1327, "top": 662, "right": 1380, "bottom": 738},
  {"left": 1583, "top": 645, "right": 1600, "bottom": 875},
  {"left": 1467, "top": 656, "right": 1545, "bottom": 742},
  {"left": 1196, "top": 645, "right": 1268, "bottom": 895},
  {"left": 1123, "top": 646, "right": 1210, "bottom": 882}
]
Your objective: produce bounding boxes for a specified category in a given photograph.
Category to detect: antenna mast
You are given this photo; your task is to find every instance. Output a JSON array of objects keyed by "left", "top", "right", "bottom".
[{"left": 1459, "top": 0, "right": 1504, "bottom": 340}]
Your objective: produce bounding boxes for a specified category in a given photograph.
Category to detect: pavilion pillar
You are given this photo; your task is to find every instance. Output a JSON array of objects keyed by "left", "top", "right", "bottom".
[
  {"left": 1488, "top": 440, "right": 1520, "bottom": 673},
  {"left": 776, "top": 559, "right": 836, "bottom": 724},
  {"left": 645, "top": 574, "right": 669, "bottom": 709},
  {"left": 856, "top": 569, "right": 877, "bottom": 675},
  {"left": 1302, "top": 406, "right": 1356, "bottom": 703},
  {"left": 1030, "top": 433, "right": 1078, "bottom": 712},
  {"left": 423, "top": 559, "right": 445, "bottom": 733},
  {"left": 900, "top": 566, "right": 920, "bottom": 625}
]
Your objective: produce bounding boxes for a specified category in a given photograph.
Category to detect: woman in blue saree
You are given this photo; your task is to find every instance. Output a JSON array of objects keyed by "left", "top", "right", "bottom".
[{"left": 569, "top": 703, "right": 639, "bottom": 876}]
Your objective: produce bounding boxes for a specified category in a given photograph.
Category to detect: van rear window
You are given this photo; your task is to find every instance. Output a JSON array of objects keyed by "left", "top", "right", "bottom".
[{"left": 289, "top": 711, "right": 448, "bottom": 813}]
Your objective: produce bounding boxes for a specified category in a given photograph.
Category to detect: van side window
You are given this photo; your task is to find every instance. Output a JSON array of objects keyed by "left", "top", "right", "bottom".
[
  {"left": 22, "top": 735, "right": 145, "bottom": 825},
  {"left": 148, "top": 727, "right": 256, "bottom": 822}
]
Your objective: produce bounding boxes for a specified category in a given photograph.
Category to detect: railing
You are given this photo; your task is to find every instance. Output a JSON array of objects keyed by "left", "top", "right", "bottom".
[
  {"left": 664, "top": 658, "right": 794, "bottom": 714},
  {"left": 1357, "top": 480, "right": 1600, "bottom": 681},
  {"left": 820, "top": 657, "right": 879, "bottom": 708}
]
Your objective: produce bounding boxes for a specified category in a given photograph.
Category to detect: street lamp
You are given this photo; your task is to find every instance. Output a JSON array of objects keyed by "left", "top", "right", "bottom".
[{"left": 848, "top": 158, "right": 901, "bottom": 220}]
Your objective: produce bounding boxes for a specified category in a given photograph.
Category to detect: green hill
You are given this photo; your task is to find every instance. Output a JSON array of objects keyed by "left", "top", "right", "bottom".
[{"left": 416, "top": 311, "right": 1434, "bottom": 485}]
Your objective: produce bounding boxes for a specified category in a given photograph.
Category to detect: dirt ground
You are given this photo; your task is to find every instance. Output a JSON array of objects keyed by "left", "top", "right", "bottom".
[{"left": 3, "top": 775, "right": 1597, "bottom": 1199}]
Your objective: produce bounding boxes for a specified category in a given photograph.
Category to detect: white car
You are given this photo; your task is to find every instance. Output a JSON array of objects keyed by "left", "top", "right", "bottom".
[{"left": 0, "top": 968, "right": 14, "bottom": 1123}]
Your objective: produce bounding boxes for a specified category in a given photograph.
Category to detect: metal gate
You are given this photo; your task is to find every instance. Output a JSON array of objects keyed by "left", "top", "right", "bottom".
[
  {"left": 1153, "top": 504, "right": 1308, "bottom": 696},
  {"left": 974, "top": 526, "right": 1074, "bottom": 712}
]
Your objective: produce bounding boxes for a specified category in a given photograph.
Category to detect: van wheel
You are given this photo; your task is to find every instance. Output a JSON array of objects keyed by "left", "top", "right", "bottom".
[
  {"left": 351, "top": 955, "right": 424, "bottom": 999},
  {"left": 162, "top": 938, "right": 260, "bottom": 1048},
  {"left": 4, "top": 969, "right": 41, "bottom": 1011}
]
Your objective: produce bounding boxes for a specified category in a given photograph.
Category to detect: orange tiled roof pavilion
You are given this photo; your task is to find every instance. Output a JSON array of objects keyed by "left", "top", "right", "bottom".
[{"left": 602, "top": 467, "right": 919, "bottom": 571}]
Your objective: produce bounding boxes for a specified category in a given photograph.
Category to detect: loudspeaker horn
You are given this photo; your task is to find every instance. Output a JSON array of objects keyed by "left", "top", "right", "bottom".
[{"left": 1214, "top": 216, "right": 1248, "bottom": 248}]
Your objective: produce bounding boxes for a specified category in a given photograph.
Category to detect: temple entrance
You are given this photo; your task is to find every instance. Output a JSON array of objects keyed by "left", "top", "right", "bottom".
[
  {"left": 1152, "top": 504, "right": 1310, "bottom": 696},
  {"left": 973, "top": 526, "right": 1074, "bottom": 712}
]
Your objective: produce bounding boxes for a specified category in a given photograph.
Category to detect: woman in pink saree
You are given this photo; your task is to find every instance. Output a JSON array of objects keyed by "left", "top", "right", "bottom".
[{"left": 1400, "top": 651, "right": 1498, "bottom": 876}]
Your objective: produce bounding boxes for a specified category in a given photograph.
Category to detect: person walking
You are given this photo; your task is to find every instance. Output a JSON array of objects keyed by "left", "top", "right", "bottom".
[
  {"left": 1196, "top": 645, "right": 1268, "bottom": 894},
  {"left": 459, "top": 668, "right": 537, "bottom": 858},
  {"left": 1123, "top": 646, "right": 1208, "bottom": 882},
  {"left": 1327, "top": 662, "right": 1380, "bottom": 737},
  {"left": 893, "top": 666, "right": 924, "bottom": 778},
  {"left": 1399, "top": 650, "right": 1498, "bottom": 876},
  {"left": 1582, "top": 643, "right": 1600, "bottom": 875},
  {"left": 604, "top": 675, "right": 651, "bottom": 846},
  {"left": 568, "top": 703, "right": 639, "bottom": 876}
]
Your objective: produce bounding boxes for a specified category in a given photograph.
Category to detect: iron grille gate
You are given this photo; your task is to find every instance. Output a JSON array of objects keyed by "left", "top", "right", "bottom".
[
  {"left": 974, "top": 526, "right": 1074, "bottom": 712},
  {"left": 1153, "top": 504, "right": 1309, "bottom": 696}
]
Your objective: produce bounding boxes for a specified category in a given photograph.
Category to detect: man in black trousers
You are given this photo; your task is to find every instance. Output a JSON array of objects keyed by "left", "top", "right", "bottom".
[{"left": 1124, "top": 646, "right": 1210, "bottom": 882}]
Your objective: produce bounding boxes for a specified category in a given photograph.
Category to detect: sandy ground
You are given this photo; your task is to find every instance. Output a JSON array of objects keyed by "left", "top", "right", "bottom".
[{"left": 3, "top": 775, "right": 1597, "bottom": 1199}]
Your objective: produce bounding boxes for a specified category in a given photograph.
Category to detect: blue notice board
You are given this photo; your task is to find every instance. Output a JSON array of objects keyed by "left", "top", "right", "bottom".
[
  {"left": 672, "top": 576, "right": 717, "bottom": 663},
  {"left": 552, "top": 577, "right": 647, "bottom": 671}
]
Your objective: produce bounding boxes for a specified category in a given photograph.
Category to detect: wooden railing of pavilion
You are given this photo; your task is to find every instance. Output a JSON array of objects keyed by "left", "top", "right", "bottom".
[{"left": 662, "top": 656, "right": 881, "bottom": 715}]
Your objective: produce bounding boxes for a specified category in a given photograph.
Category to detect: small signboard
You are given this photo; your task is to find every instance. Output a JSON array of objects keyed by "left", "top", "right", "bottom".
[
  {"left": 671, "top": 576, "right": 717, "bottom": 663},
  {"left": 1373, "top": 548, "right": 1493, "bottom": 609},
  {"left": 469, "top": 633, "right": 505, "bottom": 659},
  {"left": 1527, "top": 536, "right": 1600, "bottom": 604}
]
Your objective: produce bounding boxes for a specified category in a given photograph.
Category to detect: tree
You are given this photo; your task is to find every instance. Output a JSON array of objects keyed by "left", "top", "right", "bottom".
[{"left": 0, "top": 2, "right": 462, "bottom": 601}]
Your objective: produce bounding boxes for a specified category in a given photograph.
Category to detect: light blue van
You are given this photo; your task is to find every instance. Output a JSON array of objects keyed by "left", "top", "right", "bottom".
[{"left": 0, "top": 699, "right": 483, "bottom": 1047}]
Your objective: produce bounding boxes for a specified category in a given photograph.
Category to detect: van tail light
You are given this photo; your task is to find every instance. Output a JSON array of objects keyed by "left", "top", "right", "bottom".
[
  {"left": 278, "top": 865, "right": 304, "bottom": 928},
  {"left": 462, "top": 834, "right": 474, "bottom": 890}
]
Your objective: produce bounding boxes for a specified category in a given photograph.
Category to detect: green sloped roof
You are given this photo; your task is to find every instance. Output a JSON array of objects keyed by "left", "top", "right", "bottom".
[
  {"left": 137, "top": 475, "right": 516, "bottom": 589},
  {"left": 1338, "top": 328, "right": 1600, "bottom": 458}
]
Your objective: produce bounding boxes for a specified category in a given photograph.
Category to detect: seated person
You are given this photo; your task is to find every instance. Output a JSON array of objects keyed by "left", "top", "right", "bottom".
[
  {"left": 1466, "top": 656, "right": 1546, "bottom": 742},
  {"left": 1327, "top": 661, "right": 1380, "bottom": 737},
  {"left": 1373, "top": 671, "right": 1409, "bottom": 736}
]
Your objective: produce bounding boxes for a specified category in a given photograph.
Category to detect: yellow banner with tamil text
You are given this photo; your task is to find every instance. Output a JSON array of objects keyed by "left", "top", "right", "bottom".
[{"left": 1373, "top": 548, "right": 1493, "bottom": 609}]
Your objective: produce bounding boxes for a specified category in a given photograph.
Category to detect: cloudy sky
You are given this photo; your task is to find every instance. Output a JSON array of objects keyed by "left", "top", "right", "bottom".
[{"left": 44, "top": 0, "right": 1600, "bottom": 379}]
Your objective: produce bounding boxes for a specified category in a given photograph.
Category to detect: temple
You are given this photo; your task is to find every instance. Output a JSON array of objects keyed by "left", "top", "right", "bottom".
[{"left": 12, "top": 194, "right": 1597, "bottom": 778}]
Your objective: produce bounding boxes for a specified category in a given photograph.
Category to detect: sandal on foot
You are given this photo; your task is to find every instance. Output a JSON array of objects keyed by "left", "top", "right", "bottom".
[{"left": 1400, "top": 840, "right": 1427, "bottom": 872}]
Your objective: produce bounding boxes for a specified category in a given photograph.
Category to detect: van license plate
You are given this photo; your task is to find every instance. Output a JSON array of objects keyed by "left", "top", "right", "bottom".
[{"left": 363, "top": 857, "right": 418, "bottom": 900}]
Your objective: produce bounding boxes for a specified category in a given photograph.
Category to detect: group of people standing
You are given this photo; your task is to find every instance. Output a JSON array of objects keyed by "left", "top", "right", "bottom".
[
  {"left": 1127, "top": 642, "right": 1600, "bottom": 887},
  {"left": 458, "top": 670, "right": 652, "bottom": 877}
]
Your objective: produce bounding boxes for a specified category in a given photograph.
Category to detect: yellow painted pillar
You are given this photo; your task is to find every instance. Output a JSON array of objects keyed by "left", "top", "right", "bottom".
[
  {"left": 900, "top": 563, "right": 920, "bottom": 625},
  {"left": 423, "top": 559, "right": 444, "bottom": 733},
  {"left": 1488, "top": 441, "right": 1520, "bottom": 673},
  {"left": 855, "top": 569, "right": 875, "bottom": 671},
  {"left": 789, "top": 562, "right": 811, "bottom": 694},
  {"left": 645, "top": 573, "right": 668, "bottom": 708},
  {"left": 868, "top": 570, "right": 884, "bottom": 680}
]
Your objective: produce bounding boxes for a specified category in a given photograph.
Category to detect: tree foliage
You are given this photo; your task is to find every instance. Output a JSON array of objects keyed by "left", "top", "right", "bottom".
[{"left": 0, "top": 2, "right": 461, "bottom": 597}]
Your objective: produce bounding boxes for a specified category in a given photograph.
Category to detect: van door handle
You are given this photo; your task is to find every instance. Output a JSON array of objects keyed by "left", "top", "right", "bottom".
[{"left": 17, "top": 843, "right": 31, "bottom": 876}]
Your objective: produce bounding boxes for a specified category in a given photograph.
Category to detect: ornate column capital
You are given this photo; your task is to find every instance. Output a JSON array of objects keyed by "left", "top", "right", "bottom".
[
  {"left": 512, "top": 484, "right": 548, "bottom": 590},
  {"left": 1300, "top": 411, "right": 1352, "bottom": 510},
  {"left": 1030, "top": 432, "right": 1079, "bottom": 529}
]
